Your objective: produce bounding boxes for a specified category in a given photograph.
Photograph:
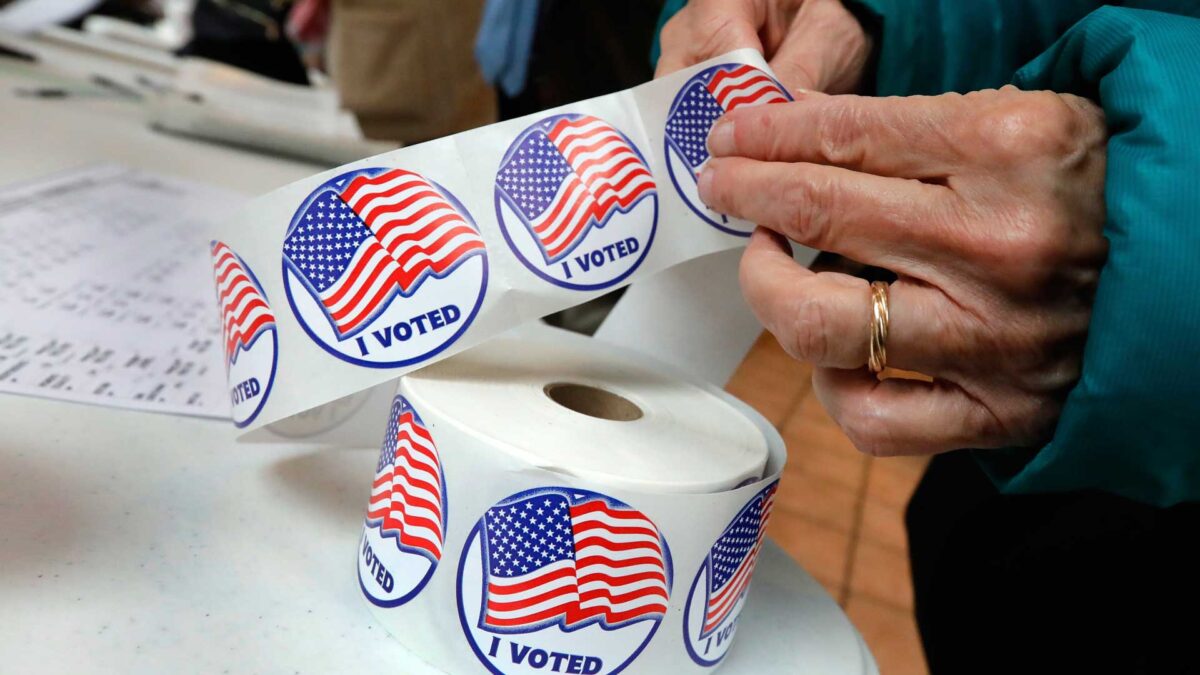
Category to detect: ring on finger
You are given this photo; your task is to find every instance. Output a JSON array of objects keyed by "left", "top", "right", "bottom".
[{"left": 868, "top": 280, "right": 890, "bottom": 373}]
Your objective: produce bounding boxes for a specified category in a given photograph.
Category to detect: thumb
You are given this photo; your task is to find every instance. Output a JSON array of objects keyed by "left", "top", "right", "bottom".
[
  {"left": 655, "top": 0, "right": 765, "bottom": 79},
  {"left": 768, "top": 0, "right": 871, "bottom": 94}
]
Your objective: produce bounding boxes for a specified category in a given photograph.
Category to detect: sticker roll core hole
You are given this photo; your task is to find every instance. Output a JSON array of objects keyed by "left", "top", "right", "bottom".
[{"left": 543, "top": 382, "right": 643, "bottom": 422}]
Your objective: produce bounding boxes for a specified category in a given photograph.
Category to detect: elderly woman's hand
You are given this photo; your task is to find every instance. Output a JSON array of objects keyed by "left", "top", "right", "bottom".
[
  {"left": 656, "top": 0, "right": 870, "bottom": 94},
  {"left": 699, "top": 88, "right": 1108, "bottom": 456}
]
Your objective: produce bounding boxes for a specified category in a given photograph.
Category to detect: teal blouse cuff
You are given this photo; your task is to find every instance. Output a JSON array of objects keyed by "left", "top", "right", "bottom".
[
  {"left": 977, "top": 7, "right": 1200, "bottom": 507},
  {"left": 847, "top": 0, "right": 1104, "bottom": 95}
]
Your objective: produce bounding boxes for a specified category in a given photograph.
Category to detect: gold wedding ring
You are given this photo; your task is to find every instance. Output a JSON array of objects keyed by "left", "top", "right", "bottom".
[{"left": 868, "top": 281, "right": 890, "bottom": 374}]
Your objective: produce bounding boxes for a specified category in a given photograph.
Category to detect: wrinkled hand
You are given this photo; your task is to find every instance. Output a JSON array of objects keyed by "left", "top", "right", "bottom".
[
  {"left": 699, "top": 87, "right": 1108, "bottom": 455},
  {"left": 656, "top": 0, "right": 870, "bottom": 94}
]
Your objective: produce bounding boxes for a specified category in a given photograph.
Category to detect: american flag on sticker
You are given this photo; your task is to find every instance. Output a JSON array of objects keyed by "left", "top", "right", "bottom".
[
  {"left": 210, "top": 241, "right": 274, "bottom": 367},
  {"left": 665, "top": 64, "right": 790, "bottom": 180},
  {"left": 481, "top": 491, "right": 669, "bottom": 632},
  {"left": 282, "top": 169, "right": 486, "bottom": 339},
  {"left": 367, "top": 397, "right": 445, "bottom": 562},
  {"left": 702, "top": 482, "right": 777, "bottom": 636},
  {"left": 496, "top": 115, "right": 656, "bottom": 264}
]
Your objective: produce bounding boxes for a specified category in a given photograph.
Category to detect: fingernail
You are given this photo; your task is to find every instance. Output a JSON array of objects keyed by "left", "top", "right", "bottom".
[
  {"left": 789, "top": 87, "right": 814, "bottom": 102},
  {"left": 697, "top": 164, "right": 714, "bottom": 204},
  {"left": 706, "top": 118, "right": 735, "bottom": 155}
]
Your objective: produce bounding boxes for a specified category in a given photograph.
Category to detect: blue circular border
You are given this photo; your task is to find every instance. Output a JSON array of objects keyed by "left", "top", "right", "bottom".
[
  {"left": 232, "top": 327, "right": 278, "bottom": 429},
  {"left": 212, "top": 242, "right": 279, "bottom": 429},
  {"left": 682, "top": 562, "right": 721, "bottom": 667},
  {"left": 455, "top": 485, "right": 673, "bottom": 675},
  {"left": 281, "top": 167, "right": 489, "bottom": 369},
  {"left": 681, "top": 479, "right": 779, "bottom": 666},
  {"left": 357, "top": 526, "right": 442, "bottom": 608},
  {"left": 493, "top": 113, "right": 658, "bottom": 292},
  {"left": 358, "top": 396, "right": 449, "bottom": 608},
  {"left": 664, "top": 64, "right": 792, "bottom": 237}
]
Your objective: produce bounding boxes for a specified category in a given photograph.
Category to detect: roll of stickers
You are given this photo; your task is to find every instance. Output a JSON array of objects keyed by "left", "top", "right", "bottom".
[
  {"left": 206, "top": 48, "right": 815, "bottom": 435},
  {"left": 358, "top": 330, "right": 786, "bottom": 673}
]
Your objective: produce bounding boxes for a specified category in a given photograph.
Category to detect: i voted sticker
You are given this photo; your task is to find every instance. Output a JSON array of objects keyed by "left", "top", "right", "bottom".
[
  {"left": 457, "top": 487, "right": 672, "bottom": 675},
  {"left": 210, "top": 241, "right": 277, "bottom": 428},
  {"left": 359, "top": 395, "right": 447, "bottom": 606},
  {"left": 494, "top": 113, "right": 657, "bottom": 290},
  {"left": 664, "top": 64, "right": 790, "bottom": 236},
  {"left": 683, "top": 481, "right": 778, "bottom": 666},
  {"left": 282, "top": 167, "right": 488, "bottom": 368}
]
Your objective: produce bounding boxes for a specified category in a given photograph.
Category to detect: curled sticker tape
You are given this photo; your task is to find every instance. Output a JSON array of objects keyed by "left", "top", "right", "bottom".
[{"left": 206, "top": 49, "right": 811, "bottom": 438}]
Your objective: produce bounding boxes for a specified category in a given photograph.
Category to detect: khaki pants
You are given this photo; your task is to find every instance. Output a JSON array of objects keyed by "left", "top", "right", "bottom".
[{"left": 329, "top": 0, "right": 498, "bottom": 143}]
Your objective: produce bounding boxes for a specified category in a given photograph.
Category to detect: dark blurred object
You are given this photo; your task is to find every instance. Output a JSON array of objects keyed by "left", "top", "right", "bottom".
[
  {"left": 63, "top": 0, "right": 159, "bottom": 28},
  {"left": 907, "top": 451, "right": 1200, "bottom": 674},
  {"left": 180, "top": 0, "right": 309, "bottom": 85},
  {"left": 811, "top": 251, "right": 896, "bottom": 284},
  {"left": 327, "top": 0, "right": 495, "bottom": 144},
  {"left": 0, "top": 42, "right": 36, "bottom": 61},
  {"left": 498, "top": 0, "right": 665, "bottom": 120}
]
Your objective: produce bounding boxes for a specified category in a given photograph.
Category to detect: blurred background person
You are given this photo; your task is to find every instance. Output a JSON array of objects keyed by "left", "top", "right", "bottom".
[
  {"left": 322, "top": 0, "right": 495, "bottom": 143},
  {"left": 178, "top": 0, "right": 497, "bottom": 143}
]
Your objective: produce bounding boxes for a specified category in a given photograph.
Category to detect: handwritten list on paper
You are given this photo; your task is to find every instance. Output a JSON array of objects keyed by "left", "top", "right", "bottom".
[{"left": 0, "top": 165, "right": 238, "bottom": 419}]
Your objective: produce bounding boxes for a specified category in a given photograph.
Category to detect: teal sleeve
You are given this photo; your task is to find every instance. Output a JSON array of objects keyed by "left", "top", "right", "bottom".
[
  {"left": 973, "top": 7, "right": 1200, "bottom": 507},
  {"left": 847, "top": 0, "right": 1106, "bottom": 94}
]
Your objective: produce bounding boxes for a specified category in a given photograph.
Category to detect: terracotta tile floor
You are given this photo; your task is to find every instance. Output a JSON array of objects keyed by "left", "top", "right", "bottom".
[{"left": 727, "top": 333, "right": 931, "bottom": 675}]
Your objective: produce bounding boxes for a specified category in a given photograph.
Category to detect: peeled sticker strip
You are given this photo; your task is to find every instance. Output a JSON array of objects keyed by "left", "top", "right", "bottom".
[{"left": 206, "top": 49, "right": 813, "bottom": 438}]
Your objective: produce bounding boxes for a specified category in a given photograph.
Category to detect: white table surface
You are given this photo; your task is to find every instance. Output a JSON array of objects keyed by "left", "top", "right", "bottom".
[{"left": 0, "top": 50, "right": 877, "bottom": 674}]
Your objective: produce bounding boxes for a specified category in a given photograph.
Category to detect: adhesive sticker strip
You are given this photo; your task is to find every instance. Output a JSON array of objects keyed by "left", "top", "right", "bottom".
[
  {"left": 358, "top": 329, "right": 787, "bottom": 673},
  {"left": 206, "top": 49, "right": 814, "bottom": 437}
]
